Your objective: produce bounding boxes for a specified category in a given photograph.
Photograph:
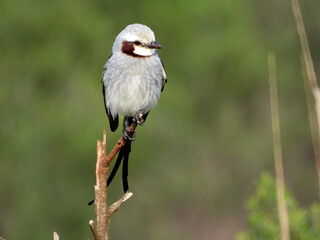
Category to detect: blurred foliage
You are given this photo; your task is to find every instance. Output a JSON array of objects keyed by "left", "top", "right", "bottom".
[
  {"left": 236, "top": 173, "right": 320, "bottom": 240},
  {"left": 1, "top": 0, "right": 320, "bottom": 239}
]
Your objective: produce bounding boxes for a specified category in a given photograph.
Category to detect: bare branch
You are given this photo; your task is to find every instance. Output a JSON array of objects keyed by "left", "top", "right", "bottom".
[
  {"left": 105, "top": 122, "right": 137, "bottom": 165},
  {"left": 108, "top": 192, "right": 133, "bottom": 217},
  {"left": 89, "top": 220, "right": 99, "bottom": 240},
  {"left": 90, "top": 123, "right": 137, "bottom": 240},
  {"left": 95, "top": 131, "right": 109, "bottom": 240}
]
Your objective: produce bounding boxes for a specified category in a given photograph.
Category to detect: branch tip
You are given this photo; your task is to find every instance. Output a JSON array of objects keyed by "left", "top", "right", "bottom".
[
  {"left": 108, "top": 192, "right": 133, "bottom": 217},
  {"left": 123, "top": 192, "right": 133, "bottom": 202}
]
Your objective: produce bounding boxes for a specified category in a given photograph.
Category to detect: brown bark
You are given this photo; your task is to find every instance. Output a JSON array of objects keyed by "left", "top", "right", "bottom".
[{"left": 90, "top": 123, "right": 136, "bottom": 240}]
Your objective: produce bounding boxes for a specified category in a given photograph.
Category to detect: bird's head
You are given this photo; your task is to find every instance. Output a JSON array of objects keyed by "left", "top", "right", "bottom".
[{"left": 112, "top": 23, "right": 162, "bottom": 57}]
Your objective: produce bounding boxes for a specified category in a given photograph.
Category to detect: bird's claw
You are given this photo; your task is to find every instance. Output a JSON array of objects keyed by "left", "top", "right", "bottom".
[
  {"left": 122, "top": 110, "right": 144, "bottom": 140},
  {"left": 134, "top": 110, "right": 144, "bottom": 126},
  {"left": 123, "top": 128, "right": 136, "bottom": 141}
]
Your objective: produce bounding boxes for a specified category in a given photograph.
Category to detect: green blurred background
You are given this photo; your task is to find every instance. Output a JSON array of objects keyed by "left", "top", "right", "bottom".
[{"left": 1, "top": 0, "right": 320, "bottom": 239}]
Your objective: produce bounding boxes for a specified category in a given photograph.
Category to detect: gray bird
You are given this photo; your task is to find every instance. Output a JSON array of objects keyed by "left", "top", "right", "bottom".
[{"left": 102, "top": 23, "right": 166, "bottom": 193}]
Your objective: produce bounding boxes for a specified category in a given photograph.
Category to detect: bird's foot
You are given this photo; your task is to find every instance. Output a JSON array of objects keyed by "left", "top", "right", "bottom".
[
  {"left": 134, "top": 110, "right": 144, "bottom": 126},
  {"left": 123, "top": 127, "right": 136, "bottom": 141}
]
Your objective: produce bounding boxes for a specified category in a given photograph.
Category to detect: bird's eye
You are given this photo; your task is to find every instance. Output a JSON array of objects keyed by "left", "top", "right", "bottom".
[{"left": 134, "top": 41, "right": 142, "bottom": 45}]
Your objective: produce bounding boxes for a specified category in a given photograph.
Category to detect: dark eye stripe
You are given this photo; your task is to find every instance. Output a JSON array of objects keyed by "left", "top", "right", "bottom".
[
  {"left": 122, "top": 41, "right": 148, "bottom": 58},
  {"left": 134, "top": 41, "right": 142, "bottom": 45}
]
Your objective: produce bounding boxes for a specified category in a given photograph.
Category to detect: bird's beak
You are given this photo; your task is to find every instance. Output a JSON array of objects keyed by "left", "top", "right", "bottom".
[{"left": 144, "top": 41, "right": 162, "bottom": 49}]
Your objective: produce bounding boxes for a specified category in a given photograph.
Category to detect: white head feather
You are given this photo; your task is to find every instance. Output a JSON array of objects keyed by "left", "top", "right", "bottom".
[{"left": 112, "top": 24, "right": 158, "bottom": 57}]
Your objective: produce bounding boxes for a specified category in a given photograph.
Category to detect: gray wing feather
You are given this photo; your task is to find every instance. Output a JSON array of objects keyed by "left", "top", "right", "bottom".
[
  {"left": 102, "top": 54, "right": 119, "bottom": 132},
  {"left": 160, "top": 59, "right": 167, "bottom": 92}
]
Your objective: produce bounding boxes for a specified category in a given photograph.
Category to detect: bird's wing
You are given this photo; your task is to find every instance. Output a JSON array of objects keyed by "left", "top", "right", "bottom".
[
  {"left": 102, "top": 54, "right": 119, "bottom": 132},
  {"left": 160, "top": 59, "right": 167, "bottom": 92}
]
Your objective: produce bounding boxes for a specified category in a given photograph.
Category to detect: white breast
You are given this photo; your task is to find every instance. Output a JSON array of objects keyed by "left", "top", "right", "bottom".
[{"left": 103, "top": 53, "right": 163, "bottom": 118}]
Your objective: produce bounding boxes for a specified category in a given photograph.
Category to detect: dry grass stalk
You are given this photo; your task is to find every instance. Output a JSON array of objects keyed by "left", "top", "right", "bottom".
[
  {"left": 291, "top": 0, "right": 320, "bottom": 199},
  {"left": 302, "top": 65, "right": 320, "bottom": 200},
  {"left": 53, "top": 232, "right": 59, "bottom": 240},
  {"left": 268, "top": 53, "right": 290, "bottom": 240},
  {"left": 312, "top": 88, "right": 320, "bottom": 197},
  {"left": 290, "top": 0, "right": 318, "bottom": 89},
  {"left": 313, "top": 89, "right": 320, "bottom": 142},
  {"left": 90, "top": 126, "right": 135, "bottom": 240}
]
